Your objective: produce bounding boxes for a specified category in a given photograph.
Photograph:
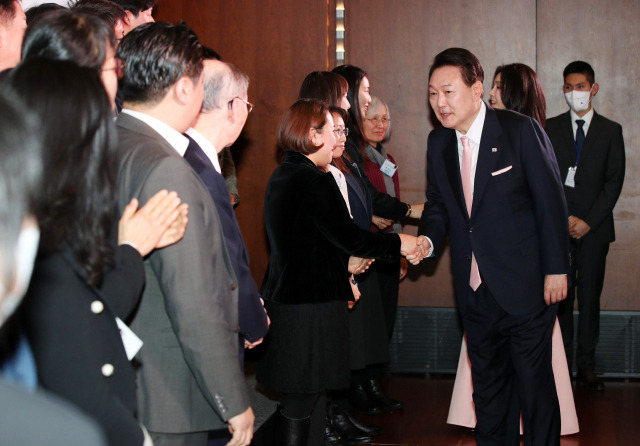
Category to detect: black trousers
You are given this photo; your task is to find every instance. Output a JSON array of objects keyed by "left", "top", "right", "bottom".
[
  {"left": 374, "top": 257, "right": 401, "bottom": 341},
  {"left": 557, "top": 236, "right": 609, "bottom": 372},
  {"left": 462, "top": 283, "right": 560, "bottom": 446}
]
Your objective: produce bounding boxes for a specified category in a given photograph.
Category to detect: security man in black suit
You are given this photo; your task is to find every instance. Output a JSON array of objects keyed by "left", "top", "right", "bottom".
[{"left": 546, "top": 61, "right": 626, "bottom": 391}]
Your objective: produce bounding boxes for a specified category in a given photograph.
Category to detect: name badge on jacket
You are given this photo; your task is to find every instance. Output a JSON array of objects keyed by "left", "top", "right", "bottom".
[
  {"left": 565, "top": 167, "right": 576, "bottom": 188},
  {"left": 380, "top": 159, "right": 397, "bottom": 177},
  {"left": 116, "top": 317, "right": 143, "bottom": 360}
]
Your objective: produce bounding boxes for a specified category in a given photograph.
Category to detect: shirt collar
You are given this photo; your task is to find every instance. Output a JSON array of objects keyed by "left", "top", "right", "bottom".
[
  {"left": 121, "top": 109, "right": 189, "bottom": 156},
  {"left": 456, "top": 101, "right": 486, "bottom": 146},
  {"left": 570, "top": 107, "right": 594, "bottom": 132},
  {"left": 185, "top": 128, "right": 222, "bottom": 174}
]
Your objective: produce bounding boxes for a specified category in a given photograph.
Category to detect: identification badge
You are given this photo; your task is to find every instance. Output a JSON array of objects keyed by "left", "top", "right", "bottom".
[
  {"left": 565, "top": 166, "right": 576, "bottom": 188},
  {"left": 380, "top": 159, "right": 397, "bottom": 177},
  {"left": 116, "top": 317, "right": 143, "bottom": 360}
]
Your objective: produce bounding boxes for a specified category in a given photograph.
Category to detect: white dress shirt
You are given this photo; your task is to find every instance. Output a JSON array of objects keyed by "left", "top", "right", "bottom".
[
  {"left": 120, "top": 109, "right": 189, "bottom": 156},
  {"left": 425, "top": 102, "right": 486, "bottom": 257},
  {"left": 570, "top": 107, "right": 594, "bottom": 139},
  {"left": 327, "top": 165, "right": 353, "bottom": 219}
]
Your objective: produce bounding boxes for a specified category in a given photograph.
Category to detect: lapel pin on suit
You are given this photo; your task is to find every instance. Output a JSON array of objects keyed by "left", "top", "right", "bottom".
[{"left": 492, "top": 147, "right": 498, "bottom": 152}]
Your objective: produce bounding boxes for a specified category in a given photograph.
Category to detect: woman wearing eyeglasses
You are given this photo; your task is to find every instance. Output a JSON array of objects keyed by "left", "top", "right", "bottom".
[
  {"left": 360, "top": 94, "right": 410, "bottom": 369},
  {"left": 298, "top": 74, "right": 391, "bottom": 444},
  {"left": 257, "top": 99, "right": 420, "bottom": 446},
  {"left": 331, "top": 66, "right": 421, "bottom": 418}
]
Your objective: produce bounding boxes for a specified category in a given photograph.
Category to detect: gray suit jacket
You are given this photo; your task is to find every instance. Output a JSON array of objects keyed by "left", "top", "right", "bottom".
[{"left": 115, "top": 113, "right": 249, "bottom": 433}]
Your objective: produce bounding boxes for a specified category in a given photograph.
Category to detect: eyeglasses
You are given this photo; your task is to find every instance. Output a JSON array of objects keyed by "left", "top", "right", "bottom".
[
  {"left": 228, "top": 96, "right": 254, "bottom": 113},
  {"left": 333, "top": 127, "right": 349, "bottom": 137},
  {"left": 102, "top": 57, "right": 125, "bottom": 79},
  {"left": 365, "top": 117, "right": 390, "bottom": 125}
]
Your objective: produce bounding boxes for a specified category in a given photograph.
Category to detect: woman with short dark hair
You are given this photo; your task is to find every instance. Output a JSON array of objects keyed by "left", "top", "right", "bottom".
[{"left": 258, "top": 99, "right": 417, "bottom": 446}]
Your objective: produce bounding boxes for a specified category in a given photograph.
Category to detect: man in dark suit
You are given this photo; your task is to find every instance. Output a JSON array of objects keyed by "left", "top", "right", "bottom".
[
  {"left": 416, "top": 48, "right": 569, "bottom": 445},
  {"left": 115, "top": 22, "right": 253, "bottom": 446},
  {"left": 546, "top": 61, "right": 626, "bottom": 391},
  {"left": 184, "top": 57, "right": 268, "bottom": 356},
  {"left": 183, "top": 57, "right": 268, "bottom": 446}
]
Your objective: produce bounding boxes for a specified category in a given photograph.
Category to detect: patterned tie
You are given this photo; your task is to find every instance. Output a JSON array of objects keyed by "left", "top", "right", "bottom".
[
  {"left": 460, "top": 136, "right": 482, "bottom": 291},
  {"left": 575, "top": 119, "right": 585, "bottom": 157}
]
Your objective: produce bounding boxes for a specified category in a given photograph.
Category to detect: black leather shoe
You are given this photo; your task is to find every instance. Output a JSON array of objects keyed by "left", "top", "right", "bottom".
[
  {"left": 339, "top": 407, "right": 382, "bottom": 436},
  {"left": 330, "top": 405, "right": 375, "bottom": 443},
  {"left": 324, "top": 415, "right": 346, "bottom": 445},
  {"left": 364, "top": 379, "right": 404, "bottom": 411},
  {"left": 577, "top": 369, "right": 605, "bottom": 391},
  {"left": 348, "top": 382, "right": 382, "bottom": 415}
]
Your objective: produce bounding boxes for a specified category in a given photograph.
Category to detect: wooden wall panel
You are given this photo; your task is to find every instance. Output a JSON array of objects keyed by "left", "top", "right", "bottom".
[
  {"left": 154, "top": 0, "right": 640, "bottom": 311},
  {"left": 155, "top": 0, "right": 329, "bottom": 285},
  {"left": 537, "top": 0, "right": 640, "bottom": 310}
]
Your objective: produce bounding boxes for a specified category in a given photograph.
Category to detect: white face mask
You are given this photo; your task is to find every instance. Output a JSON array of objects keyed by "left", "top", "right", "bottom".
[
  {"left": 0, "top": 224, "right": 40, "bottom": 325},
  {"left": 564, "top": 88, "right": 592, "bottom": 112}
]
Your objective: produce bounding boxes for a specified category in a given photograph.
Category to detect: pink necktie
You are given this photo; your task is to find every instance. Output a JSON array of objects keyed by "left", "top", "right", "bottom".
[{"left": 460, "top": 136, "right": 482, "bottom": 291}]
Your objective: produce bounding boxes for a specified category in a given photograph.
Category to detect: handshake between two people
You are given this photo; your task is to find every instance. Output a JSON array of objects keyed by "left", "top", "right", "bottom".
[
  {"left": 400, "top": 234, "right": 431, "bottom": 266},
  {"left": 347, "top": 233, "right": 431, "bottom": 278}
]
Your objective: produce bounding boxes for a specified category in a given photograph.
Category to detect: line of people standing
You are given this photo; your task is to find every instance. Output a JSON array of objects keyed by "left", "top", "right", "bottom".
[{"left": 0, "top": 2, "right": 626, "bottom": 446}]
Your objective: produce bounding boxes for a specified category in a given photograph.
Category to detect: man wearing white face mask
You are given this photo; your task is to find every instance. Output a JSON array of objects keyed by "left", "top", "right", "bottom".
[{"left": 546, "top": 61, "right": 626, "bottom": 391}]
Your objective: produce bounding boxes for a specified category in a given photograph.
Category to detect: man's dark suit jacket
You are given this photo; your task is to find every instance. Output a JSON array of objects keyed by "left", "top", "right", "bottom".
[
  {"left": 183, "top": 137, "right": 268, "bottom": 346},
  {"left": 545, "top": 110, "right": 625, "bottom": 244},
  {"left": 419, "top": 106, "right": 570, "bottom": 316}
]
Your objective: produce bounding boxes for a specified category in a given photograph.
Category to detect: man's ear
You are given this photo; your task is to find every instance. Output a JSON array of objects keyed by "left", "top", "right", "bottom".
[
  {"left": 124, "top": 11, "right": 134, "bottom": 26},
  {"left": 174, "top": 76, "right": 193, "bottom": 105},
  {"left": 591, "top": 82, "right": 599, "bottom": 97},
  {"left": 227, "top": 98, "right": 236, "bottom": 122},
  {"left": 472, "top": 80, "right": 484, "bottom": 101}
]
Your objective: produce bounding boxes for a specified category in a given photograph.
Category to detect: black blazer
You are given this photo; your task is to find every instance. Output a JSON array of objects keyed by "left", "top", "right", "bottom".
[
  {"left": 419, "top": 106, "right": 570, "bottom": 316},
  {"left": 546, "top": 110, "right": 625, "bottom": 244},
  {"left": 344, "top": 158, "right": 373, "bottom": 230},
  {"left": 261, "top": 151, "right": 400, "bottom": 305},
  {"left": 23, "top": 244, "right": 145, "bottom": 446},
  {"left": 183, "top": 137, "right": 269, "bottom": 344}
]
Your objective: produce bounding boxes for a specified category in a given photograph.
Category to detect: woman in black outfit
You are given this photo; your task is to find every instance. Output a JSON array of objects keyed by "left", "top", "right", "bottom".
[
  {"left": 257, "top": 99, "right": 418, "bottom": 446},
  {"left": 298, "top": 72, "right": 385, "bottom": 444},
  {"left": 331, "top": 65, "right": 421, "bottom": 415}
]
